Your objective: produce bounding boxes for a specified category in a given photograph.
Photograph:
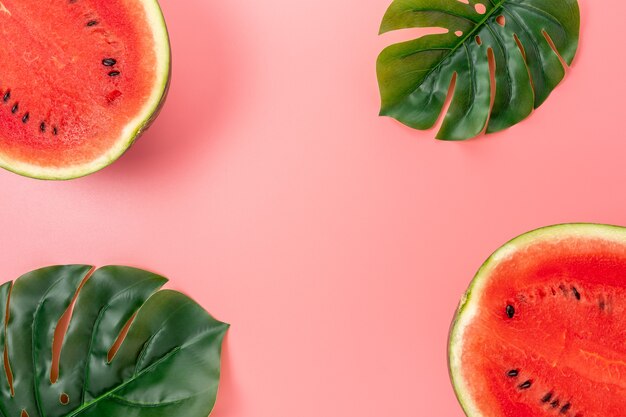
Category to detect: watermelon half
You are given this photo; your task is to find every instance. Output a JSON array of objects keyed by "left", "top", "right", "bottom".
[
  {"left": 0, "top": 0, "right": 170, "bottom": 179},
  {"left": 449, "top": 224, "right": 626, "bottom": 417}
]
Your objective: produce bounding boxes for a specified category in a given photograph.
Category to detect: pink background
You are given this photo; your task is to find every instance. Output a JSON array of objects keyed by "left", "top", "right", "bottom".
[{"left": 0, "top": 0, "right": 621, "bottom": 415}]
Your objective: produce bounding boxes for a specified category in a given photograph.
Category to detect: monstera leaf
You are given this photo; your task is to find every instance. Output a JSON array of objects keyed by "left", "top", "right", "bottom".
[
  {"left": 377, "top": 0, "right": 580, "bottom": 140},
  {"left": 0, "top": 265, "right": 228, "bottom": 417}
]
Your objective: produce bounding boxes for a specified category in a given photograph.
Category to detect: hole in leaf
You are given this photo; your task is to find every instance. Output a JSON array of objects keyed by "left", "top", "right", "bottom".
[
  {"left": 512, "top": 33, "right": 534, "bottom": 93},
  {"left": 475, "top": 35, "right": 482, "bottom": 45},
  {"left": 457, "top": 0, "right": 469, "bottom": 4},
  {"left": 3, "top": 348, "right": 12, "bottom": 397},
  {"left": 432, "top": 72, "right": 457, "bottom": 133},
  {"left": 454, "top": 30, "right": 463, "bottom": 37},
  {"left": 4, "top": 283, "right": 14, "bottom": 397},
  {"left": 475, "top": 3, "right": 486, "bottom": 14},
  {"left": 107, "top": 313, "right": 137, "bottom": 363},
  {"left": 543, "top": 30, "right": 569, "bottom": 71},
  {"left": 513, "top": 34, "right": 526, "bottom": 61},
  {"left": 50, "top": 268, "right": 94, "bottom": 383},
  {"left": 59, "top": 393, "right": 69, "bottom": 405},
  {"left": 496, "top": 15, "right": 506, "bottom": 26},
  {"left": 481, "top": 48, "right": 497, "bottom": 135}
]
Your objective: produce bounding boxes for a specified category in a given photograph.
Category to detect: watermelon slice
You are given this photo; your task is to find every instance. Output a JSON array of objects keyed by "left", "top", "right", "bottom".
[
  {"left": 449, "top": 224, "right": 626, "bottom": 417},
  {"left": 0, "top": 0, "right": 170, "bottom": 179}
]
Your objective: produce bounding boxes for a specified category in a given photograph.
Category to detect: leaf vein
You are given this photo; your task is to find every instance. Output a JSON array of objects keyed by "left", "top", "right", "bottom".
[
  {"left": 508, "top": 2, "right": 565, "bottom": 27},
  {"left": 80, "top": 276, "right": 163, "bottom": 404},
  {"left": 502, "top": 7, "right": 546, "bottom": 83},
  {"left": 64, "top": 347, "right": 181, "bottom": 417},
  {"left": 107, "top": 387, "right": 213, "bottom": 408},
  {"left": 394, "top": 0, "right": 506, "bottom": 104}
]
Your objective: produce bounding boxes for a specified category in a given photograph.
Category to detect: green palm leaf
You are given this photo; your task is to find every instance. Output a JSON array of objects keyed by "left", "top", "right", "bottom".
[
  {"left": 0, "top": 265, "right": 228, "bottom": 417},
  {"left": 377, "top": 0, "right": 579, "bottom": 140}
]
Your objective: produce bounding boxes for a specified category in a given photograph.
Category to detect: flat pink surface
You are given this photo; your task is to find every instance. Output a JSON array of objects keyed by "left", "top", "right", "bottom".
[{"left": 0, "top": 0, "right": 621, "bottom": 415}]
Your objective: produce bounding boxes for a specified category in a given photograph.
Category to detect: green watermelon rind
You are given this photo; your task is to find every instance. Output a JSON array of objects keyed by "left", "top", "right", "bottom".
[
  {"left": 0, "top": 0, "right": 172, "bottom": 180},
  {"left": 447, "top": 223, "right": 626, "bottom": 417}
]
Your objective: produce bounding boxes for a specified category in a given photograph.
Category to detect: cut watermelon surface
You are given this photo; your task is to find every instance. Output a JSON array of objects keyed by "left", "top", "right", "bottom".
[
  {"left": 449, "top": 224, "right": 626, "bottom": 417},
  {"left": 0, "top": 0, "right": 170, "bottom": 179}
]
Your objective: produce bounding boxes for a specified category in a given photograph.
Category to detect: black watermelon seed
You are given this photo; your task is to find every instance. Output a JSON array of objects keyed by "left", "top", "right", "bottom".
[
  {"left": 102, "top": 58, "right": 117, "bottom": 66},
  {"left": 53, "top": 127, "right": 58, "bottom": 136},
  {"left": 3, "top": 90, "right": 10, "bottom": 102},
  {"left": 507, "top": 369, "right": 519, "bottom": 377},
  {"left": 572, "top": 287, "right": 581, "bottom": 300},
  {"left": 599, "top": 299, "right": 606, "bottom": 310},
  {"left": 11, "top": 103, "right": 18, "bottom": 113},
  {"left": 551, "top": 399, "right": 560, "bottom": 408},
  {"left": 108, "top": 71, "right": 121, "bottom": 77},
  {"left": 40, "top": 122, "right": 46, "bottom": 133},
  {"left": 87, "top": 20, "right": 98, "bottom": 27},
  {"left": 560, "top": 403, "right": 571, "bottom": 414},
  {"left": 518, "top": 380, "right": 532, "bottom": 390},
  {"left": 22, "top": 113, "right": 29, "bottom": 123},
  {"left": 506, "top": 304, "right": 515, "bottom": 318},
  {"left": 541, "top": 392, "right": 553, "bottom": 403}
]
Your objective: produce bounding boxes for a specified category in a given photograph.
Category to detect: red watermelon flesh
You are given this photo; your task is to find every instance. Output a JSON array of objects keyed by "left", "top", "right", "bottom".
[
  {"left": 449, "top": 224, "right": 626, "bottom": 417},
  {"left": 0, "top": 0, "right": 170, "bottom": 179}
]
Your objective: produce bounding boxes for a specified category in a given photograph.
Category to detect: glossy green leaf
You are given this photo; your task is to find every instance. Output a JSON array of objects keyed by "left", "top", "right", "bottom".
[
  {"left": 0, "top": 265, "right": 228, "bottom": 417},
  {"left": 377, "top": 0, "right": 579, "bottom": 140}
]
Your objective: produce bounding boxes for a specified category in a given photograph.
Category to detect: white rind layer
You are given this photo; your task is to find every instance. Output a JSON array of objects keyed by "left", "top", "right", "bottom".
[
  {"left": 0, "top": 0, "right": 171, "bottom": 180},
  {"left": 448, "top": 223, "right": 626, "bottom": 417}
]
